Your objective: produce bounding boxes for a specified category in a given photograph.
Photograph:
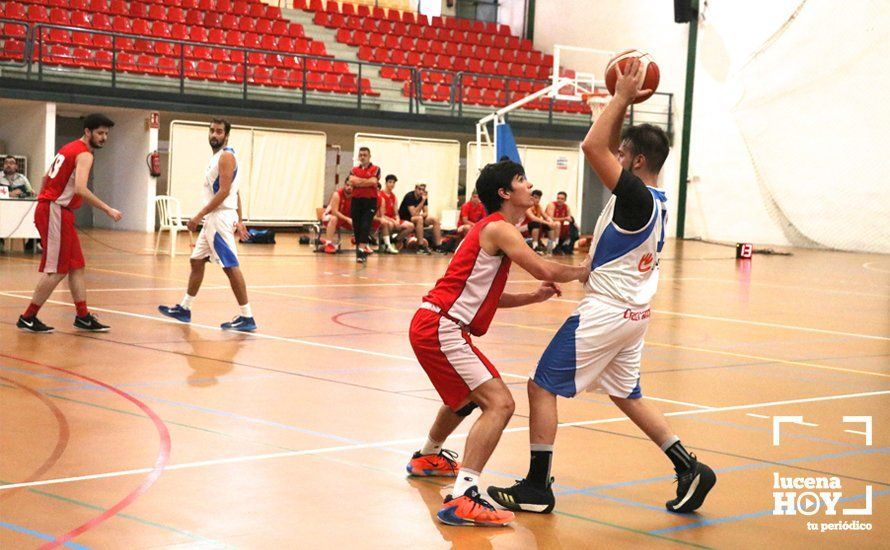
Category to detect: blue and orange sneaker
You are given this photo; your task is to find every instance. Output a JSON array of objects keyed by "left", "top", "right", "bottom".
[
  {"left": 221, "top": 315, "right": 257, "bottom": 332},
  {"left": 406, "top": 449, "right": 460, "bottom": 477},
  {"left": 437, "top": 486, "right": 514, "bottom": 527},
  {"left": 158, "top": 304, "right": 191, "bottom": 323}
]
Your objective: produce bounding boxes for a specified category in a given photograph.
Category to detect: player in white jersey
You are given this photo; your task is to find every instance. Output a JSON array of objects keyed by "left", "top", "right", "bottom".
[
  {"left": 489, "top": 58, "right": 715, "bottom": 514},
  {"left": 158, "top": 118, "right": 257, "bottom": 332}
]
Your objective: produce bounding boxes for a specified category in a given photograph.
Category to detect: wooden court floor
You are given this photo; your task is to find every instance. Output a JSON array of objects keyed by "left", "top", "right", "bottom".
[{"left": 1, "top": 231, "right": 888, "bottom": 549}]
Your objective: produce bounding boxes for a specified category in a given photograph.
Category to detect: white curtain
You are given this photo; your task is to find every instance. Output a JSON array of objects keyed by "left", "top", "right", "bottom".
[
  {"left": 168, "top": 121, "right": 326, "bottom": 222},
  {"left": 354, "top": 134, "right": 460, "bottom": 219},
  {"left": 248, "top": 130, "right": 326, "bottom": 221}
]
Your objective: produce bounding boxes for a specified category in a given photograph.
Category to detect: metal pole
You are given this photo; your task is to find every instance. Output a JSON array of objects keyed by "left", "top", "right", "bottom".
[{"left": 676, "top": 0, "right": 699, "bottom": 239}]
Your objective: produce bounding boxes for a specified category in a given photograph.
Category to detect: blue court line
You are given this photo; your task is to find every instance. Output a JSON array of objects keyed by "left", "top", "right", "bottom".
[
  {"left": 650, "top": 488, "right": 890, "bottom": 535},
  {"left": 3, "top": 362, "right": 885, "bottom": 534},
  {"left": 556, "top": 447, "right": 890, "bottom": 496},
  {"left": 0, "top": 519, "right": 90, "bottom": 549},
  {"left": 689, "top": 416, "right": 865, "bottom": 449}
]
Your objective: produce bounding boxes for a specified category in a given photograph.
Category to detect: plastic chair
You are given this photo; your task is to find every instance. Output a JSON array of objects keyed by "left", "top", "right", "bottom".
[{"left": 154, "top": 195, "right": 189, "bottom": 257}]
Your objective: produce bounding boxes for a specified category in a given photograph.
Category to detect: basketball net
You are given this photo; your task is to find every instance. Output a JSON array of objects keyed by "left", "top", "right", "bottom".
[{"left": 581, "top": 91, "right": 610, "bottom": 124}]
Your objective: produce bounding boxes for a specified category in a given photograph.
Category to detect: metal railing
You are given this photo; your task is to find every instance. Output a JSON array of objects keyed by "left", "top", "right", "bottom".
[{"left": 2, "top": 22, "right": 673, "bottom": 130}]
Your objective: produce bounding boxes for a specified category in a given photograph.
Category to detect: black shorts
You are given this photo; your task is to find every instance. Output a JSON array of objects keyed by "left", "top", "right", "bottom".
[{"left": 528, "top": 221, "right": 547, "bottom": 231}]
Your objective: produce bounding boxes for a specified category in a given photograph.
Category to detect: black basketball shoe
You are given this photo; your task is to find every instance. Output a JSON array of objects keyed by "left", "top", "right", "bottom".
[
  {"left": 17, "top": 315, "right": 54, "bottom": 333},
  {"left": 73, "top": 313, "right": 110, "bottom": 332},
  {"left": 666, "top": 458, "right": 716, "bottom": 513},
  {"left": 487, "top": 477, "right": 556, "bottom": 514}
]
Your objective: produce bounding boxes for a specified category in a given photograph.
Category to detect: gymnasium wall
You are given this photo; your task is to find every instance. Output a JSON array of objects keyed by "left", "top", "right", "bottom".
[
  {"left": 535, "top": 0, "right": 890, "bottom": 252},
  {"left": 0, "top": 100, "right": 55, "bottom": 186},
  {"left": 90, "top": 109, "right": 158, "bottom": 232}
]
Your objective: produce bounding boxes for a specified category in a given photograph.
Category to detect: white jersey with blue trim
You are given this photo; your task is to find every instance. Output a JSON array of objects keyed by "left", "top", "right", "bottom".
[
  {"left": 203, "top": 146, "right": 239, "bottom": 212},
  {"left": 584, "top": 186, "right": 668, "bottom": 307}
]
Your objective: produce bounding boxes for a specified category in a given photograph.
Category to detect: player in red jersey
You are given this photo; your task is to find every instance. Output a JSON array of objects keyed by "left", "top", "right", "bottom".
[
  {"left": 16, "top": 113, "right": 122, "bottom": 333},
  {"left": 406, "top": 159, "right": 591, "bottom": 527},
  {"left": 455, "top": 190, "right": 486, "bottom": 243}
]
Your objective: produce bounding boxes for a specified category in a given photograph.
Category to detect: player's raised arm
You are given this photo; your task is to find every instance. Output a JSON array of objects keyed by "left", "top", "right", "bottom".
[
  {"left": 483, "top": 221, "right": 589, "bottom": 283},
  {"left": 73, "top": 152, "right": 121, "bottom": 221},
  {"left": 581, "top": 58, "right": 651, "bottom": 190}
]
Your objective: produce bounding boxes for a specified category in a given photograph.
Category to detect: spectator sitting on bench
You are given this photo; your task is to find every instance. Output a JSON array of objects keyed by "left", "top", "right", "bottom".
[
  {"left": 398, "top": 182, "right": 442, "bottom": 254},
  {"left": 526, "top": 190, "right": 560, "bottom": 254},
  {"left": 456, "top": 190, "right": 486, "bottom": 241},
  {"left": 321, "top": 180, "right": 353, "bottom": 254},
  {"left": 377, "top": 175, "right": 408, "bottom": 254},
  {"left": 545, "top": 191, "right": 579, "bottom": 254}
]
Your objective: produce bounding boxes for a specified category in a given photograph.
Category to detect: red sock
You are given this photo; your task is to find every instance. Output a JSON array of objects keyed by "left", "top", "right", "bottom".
[
  {"left": 23, "top": 303, "right": 41, "bottom": 319},
  {"left": 75, "top": 301, "right": 88, "bottom": 317}
]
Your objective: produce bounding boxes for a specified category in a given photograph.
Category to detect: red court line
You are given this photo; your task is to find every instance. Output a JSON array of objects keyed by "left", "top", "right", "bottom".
[
  {"left": 0, "top": 353, "right": 172, "bottom": 549},
  {"left": 0, "top": 376, "right": 70, "bottom": 501},
  {"left": 330, "top": 309, "right": 382, "bottom": 332}
]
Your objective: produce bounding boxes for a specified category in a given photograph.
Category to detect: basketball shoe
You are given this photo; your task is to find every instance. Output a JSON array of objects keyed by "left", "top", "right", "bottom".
[
  {"left": 221, "top": 315, "right": 257, "bottom": 332},
  {"left": 437, "top": 486, "right": 514, "bottom": 527},
  {"left": 16, "top": 315, "right": 54, "bottom": 333},
  {"left": 74, "top": 313, "right": 110, "bottom": 332},
  {"left": 158, "top": 304, "right": 191, "bottom": 323},
  {"left": 487, "top": 477, "right": 556, "bottom": 514},
  {"left": 406, "top": 449, "right": 460, "bottom": 477},
  {"left": 666, "top": 457, "right": 716, "bottom": 513}
]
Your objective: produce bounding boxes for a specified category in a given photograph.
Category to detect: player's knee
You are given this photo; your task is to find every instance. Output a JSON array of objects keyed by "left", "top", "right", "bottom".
[{"left": 488, "top": 393, "right": 515, "bottom": 419}]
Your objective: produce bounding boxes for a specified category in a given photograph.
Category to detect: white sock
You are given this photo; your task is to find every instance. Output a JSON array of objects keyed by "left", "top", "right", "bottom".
[
  {"left": 239, "top": 303, "right": 253, "bottom": 318},
  {"left": 452, "top": 468, "right": 480, "bottom": 497},
  {"left": 420, "top": 437, "right": 444, "bottom": 456},
  {"left": 383, "top": 234, "right": 391, "bottom": 245},
  {"left": 180, "top": 294, "right": 195, "bottom": 309}
]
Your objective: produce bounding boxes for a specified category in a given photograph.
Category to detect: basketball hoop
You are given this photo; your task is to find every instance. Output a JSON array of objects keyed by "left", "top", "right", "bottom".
[{"left": 582, "top": 91, "right": 610, "bottom": 123}]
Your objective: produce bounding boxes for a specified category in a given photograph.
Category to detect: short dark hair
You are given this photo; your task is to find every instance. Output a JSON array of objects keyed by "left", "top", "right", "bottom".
[
  {"left": 385, "top": 174, "right": 397, "bottom": 182},
  {"left": 210, "top": 118, "right": 231, "bottom": 135},
  {"left": 83, "top": 113, "right": 115, "bottom": 131},
  {"left": 557, "top": 191, "right": 567, "bottom": 198},
  {"left": 475, "top": 159, "right": 524, "bottom": 214},
  {"left": 358, "top": 146, "right": 371, "bottom": 154},
  {"left": 531, "top": 190, "right": 543, "bottom": 198},
  {"left": 3, "top": 155, "right": 16, "bottom": 163},
  {"left": 620, "top": 124, "right": 670, "bottom": 174}
]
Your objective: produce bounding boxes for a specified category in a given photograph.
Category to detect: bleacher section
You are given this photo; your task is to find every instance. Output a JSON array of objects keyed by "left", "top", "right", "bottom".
[
  {"left": 0, "top": 0, "right": 378, "bottom": 96},
  {"left": 0, "top": 0, "right": 663, "bottom": 125}
]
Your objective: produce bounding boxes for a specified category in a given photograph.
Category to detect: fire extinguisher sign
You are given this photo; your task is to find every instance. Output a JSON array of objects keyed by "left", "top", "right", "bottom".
[{"left": 148, "top": 112, "right": 160, "bottom": 129}]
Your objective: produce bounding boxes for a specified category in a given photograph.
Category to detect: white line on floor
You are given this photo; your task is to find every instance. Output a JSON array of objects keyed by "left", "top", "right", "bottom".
[
  {"left": 746, "top": 413, "right": 771, "bottom": 419},
  {"left": 1, "top": 388, "right": 886, "bottom": 492}
]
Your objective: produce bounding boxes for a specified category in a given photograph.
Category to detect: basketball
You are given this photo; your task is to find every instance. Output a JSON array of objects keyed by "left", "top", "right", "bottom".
[{"left": 604, "top": 49, "right": 660, "bottom": 104}]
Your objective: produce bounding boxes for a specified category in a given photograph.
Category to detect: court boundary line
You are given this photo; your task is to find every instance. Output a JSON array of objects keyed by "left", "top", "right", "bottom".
[
  {"left": 5, "top": 281, "right": 887, "bottom": 341},
  {"left": 1, "top": 384, "right": 886, "bottom": 492}
]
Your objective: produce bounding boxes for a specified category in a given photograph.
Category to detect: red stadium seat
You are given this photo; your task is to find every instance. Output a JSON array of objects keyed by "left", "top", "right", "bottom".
[
  {"left": 242, "top": 32, "right": 259, "bottom": 49},
  {"left": 165, "top": 6, "right": 184, "bottom": 23},
  {"left": 271, "top": 20, "right": 288, "bottom": 36},
  {"left": 232, "top": 1, "right": 249, "bottom": 16},
  {"left": 107, "top": 0, "right": 126, "bottom": 16},
  {"left": 94, "top": 49, "right": 113, "bottom": 69},
  {"left": 204, "top": 12, "right": 221, "bottom": 28},
  {"left": 341, "top": 2, "right": 354, "bottom": 16},
  {"left": 310, "top": 41, "right": 326, "bottom": 56},
  {"left": 0, "top": 39, "right": 25, "bottom": 61},
  {"left": 27, "top": 5, "right": 49, "bottom": 23},
  {"left": 208, "top": 28, "right": 225, "bottom": 43},
  {"left": 276, "top": 37, "right": 294, "bottom": 52},
  {"left": 371, "top": 6, "right": 384, "bottom": 19},
  {"left": 189, "top": 26, "right": 208, "bottom": 43},
  {"left": 324, "top": 1, "right": 338, "bottom": 14},
  {"left": 89, "top": 0, "right": 107, "bottom": 14},
  {"left": 256, "top": 19, "right": 272, "bottom": 35},
  {"left": 288, "top": 23, "right": 305, "bottom": 39}
]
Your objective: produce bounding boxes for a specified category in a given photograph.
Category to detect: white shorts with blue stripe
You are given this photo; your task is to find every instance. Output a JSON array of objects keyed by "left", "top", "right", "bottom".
[
  {"left": 531, "top": 293, "right": 650, "bottom": 399},
  {"left": 191, "top": 209, "right": 240, "bottom": 268}
]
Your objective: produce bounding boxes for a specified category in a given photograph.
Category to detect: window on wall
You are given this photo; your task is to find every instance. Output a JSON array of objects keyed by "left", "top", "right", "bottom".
[{"left": 455, "top": 0, "right": 498, "bottom": 22}]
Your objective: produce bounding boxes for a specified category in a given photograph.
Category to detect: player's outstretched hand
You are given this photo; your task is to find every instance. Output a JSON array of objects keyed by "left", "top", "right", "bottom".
[
  {"left": 533, "top": 281, "right": 562, "bottom": 302},
  {"left": 614, "top": 57, "right": 653, "bottom": 103},
  {"left": 578, "top": 255, "right": 592, "bottom": 283},
  {"left": 106, "top": 207, "right": 122, "bottom": 222}
]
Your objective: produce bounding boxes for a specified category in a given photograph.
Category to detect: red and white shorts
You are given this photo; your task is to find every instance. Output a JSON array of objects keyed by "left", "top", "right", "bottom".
[
  {"left": 35, "top": 201, "right": 84, "bottom": 274},
  {"left": 409, "top": 302, "right": 500, "bottom": 410}
]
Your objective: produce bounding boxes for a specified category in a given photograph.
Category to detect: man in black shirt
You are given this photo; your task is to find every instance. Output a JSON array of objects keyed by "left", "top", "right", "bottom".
[
  {"left": 398, "top": 183, "right": 442, "bottom": 253},
  {"left": 489, "top": 57, "right": 716, "bottom": 516}
]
